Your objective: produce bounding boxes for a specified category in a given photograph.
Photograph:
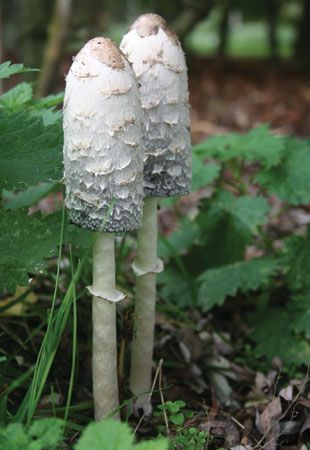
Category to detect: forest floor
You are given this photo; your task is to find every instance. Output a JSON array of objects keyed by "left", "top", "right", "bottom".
[
  {"left": 2, "top": 58, "right": 310, "bottom": 449},
  {"left": 188, "top": 58, "right": 310, "bottom": 143}
]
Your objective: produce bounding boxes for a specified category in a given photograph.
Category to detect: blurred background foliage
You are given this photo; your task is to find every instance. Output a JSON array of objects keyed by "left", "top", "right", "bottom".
[{"left": 0, "top": 0, "right": 309, "bottom": 97}]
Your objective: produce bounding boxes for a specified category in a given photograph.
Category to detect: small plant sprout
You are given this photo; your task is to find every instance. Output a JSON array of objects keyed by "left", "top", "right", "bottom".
[
  {"left": 121, "top": 14, "right": 191, "bottom": 413},
  {"left": 63, "top": 37, "right": 143, "bottom": 420}
]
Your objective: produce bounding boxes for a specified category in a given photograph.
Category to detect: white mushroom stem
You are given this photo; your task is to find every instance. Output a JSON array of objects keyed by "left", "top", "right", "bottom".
[
  {"left": 130, "top": 198, "right": 161, "bottom": 414},
  {"left": 92, "top": 232, "right": 120, "bottom": 420}
]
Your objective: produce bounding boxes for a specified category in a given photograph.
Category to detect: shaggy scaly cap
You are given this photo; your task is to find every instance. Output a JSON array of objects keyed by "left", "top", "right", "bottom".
[
  {"left": 120, "top": 14, "right": 191, "bottom": 197},
  {"left": 63, "top": 38, "right": 143, "bottom": 232}
]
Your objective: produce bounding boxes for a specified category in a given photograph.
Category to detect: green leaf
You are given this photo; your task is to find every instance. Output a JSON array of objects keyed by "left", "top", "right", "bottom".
[
  {"left": 33, "top": 92, "right": 64, "bottom": 109},
  {"left": 0, "top": 61, "right": 38, "bottom": 79},
  {"left": 251, "top": 308, "right": 310, "bottom": 366},
  {"left": 0, "top": 423, "right": 30, "bottom": 450},
  {"left": 170, "top": 413, "right": 185, "bottom": 426},
  {"left": 279, "top": 226, "right": 310, "bottom": 290},
  {"left": 75, "top": 420, "right": 134, "bottom": 450},
  {"left": 0, "top": 82, "right": 33, "bottom": 111},
  {"left": 256, "top": 138, "right": 310, "bottom": 205},
  {"left": 157, "top": 266, "right": 193, "bottom": 308},
  {"left": 135, "top": 440, "right": 169, "bottom": 450},
  {"left": 192, "top": 155, "right": 220, "bottom": 190},
  {"left": 28, "top": 418, "right": 63, "bottom": 450},
  {"left": 0, "top": 209, "right": 63, "bottom": 292},
  {"left": 30, "top": 108, "right": 62, "bottom": 126},
  {"left": 0, "top": 110, "right": 63, "bottom": 191},
  {"left": 158, "top": 218, "right": 199, "bottom": 259},
  {"left": 66, "top": 224, "right": 94, "bottom": 256},
  {"left": 290, "top": 294, "right": 310, "bottom": 336},
  {"left": 198, "top": 257, "right": 277, "bottom": 311},
  {"left": 198, "top": 191, "right": 269, "bottom": 267},
  {"left": 195, "top": 125, "right": 285, "bottom": 168},
  {"left": 2, "top": 182, "right": 61, "bottom": 210}
]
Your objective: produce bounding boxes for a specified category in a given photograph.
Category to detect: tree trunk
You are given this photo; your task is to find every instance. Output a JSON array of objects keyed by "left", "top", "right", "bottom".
[
  {"left": 266, "top": 0, "right": 279, "bottom": 61},
  {"left": 20, "top": 0, "right": 54, "bottom": 71},
  {"left": 218, "top": 0, "right": 230, "bottom": 57},
  {"left": 295, "top": 0, "right": 310, "bottom": 61},
  {"left": 172, "top": 0, "right": 214, "bottom": 40},
  {"left": 35, "top": 0, "right": 72, "bottom": 97}
]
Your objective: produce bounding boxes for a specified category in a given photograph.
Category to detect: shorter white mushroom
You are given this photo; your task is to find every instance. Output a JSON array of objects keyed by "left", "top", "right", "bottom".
[{"left": 63, "top": 37, "right": 143, "bottom": 420}]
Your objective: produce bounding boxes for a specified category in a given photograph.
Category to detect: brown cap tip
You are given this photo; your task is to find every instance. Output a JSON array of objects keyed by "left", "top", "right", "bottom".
[
  {"left": 83, "top": 37, "right": 125, "bottom": 69},
  {"left": 130, "top": 14, "right": 179, "bottom": 44}
]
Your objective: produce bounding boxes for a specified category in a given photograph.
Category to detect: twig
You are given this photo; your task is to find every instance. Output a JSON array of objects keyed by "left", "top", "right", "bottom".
[
  {"left": 133, "top": 358, "right": 164, "bottom": 435},
  {"left": 158, "top": 359, "right": 170, "bottom": 436}
]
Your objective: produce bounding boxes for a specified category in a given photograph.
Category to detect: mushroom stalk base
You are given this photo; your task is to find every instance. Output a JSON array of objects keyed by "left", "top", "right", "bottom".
[
  {"left": 92, "top": 232, "right": 120, "bottom": 420},
  {"left": 130, "top": 197, "right": 158, "bottom": 414}
]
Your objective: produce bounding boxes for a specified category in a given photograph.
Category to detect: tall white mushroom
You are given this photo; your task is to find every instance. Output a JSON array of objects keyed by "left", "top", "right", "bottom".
[
  {"left": 121, "top": 14, "right": 191, "bottom": 413},
  {"left": 63, "top": 37, "right": 143, "bottom": 420}
]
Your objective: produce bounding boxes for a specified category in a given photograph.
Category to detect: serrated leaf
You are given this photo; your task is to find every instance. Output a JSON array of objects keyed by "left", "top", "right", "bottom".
[
  {"left": 0, "top": 82, "right": 33, "bottom": 111},
  {"left": 135, "top": 440, "right": 169, "bottom": 450},
  {"left": 30, "top": 108, "right": 62, "bottom": 126},
  {"left": 256, "top": 138, "right": 310, "bottom": 205},
  {"left": 0, "top": 209, "right": 63, "bottom": 292},
  {"left": 279, "top": 225, "right": 310, "bottom": 290},
  {"left": 28, "top": 418, "right": 63, "bottom": 449},
  {"left": 2, "top": 182, "right": 60, "bottom": 210},
  {"left": 158, "top": 218, "right": 199, "bottom": 259},
  {"left": 290, "top": 295, "right": 310, "bottom": 336},
  {"left": 170, "top": 413, "right": 185, "bottom": 426},
  {"left": 198, "top": 257, "right": 277, "bottom": 311},
  {"left": 33, "top": 92, "right": 64, "bottom": 109},
  {"left": 251, "top": 308, "right": 310, "bottom": 366},
  {"left": 0, "top": 423, "right": 30, "bottom": 450},
  {"left": 75, "top": 420, "right": 134, "bottom": 450},
  {"left": 195, "top": 125, "right": 285, "bottom": 168},
  {"left": 192, "top": 155, "right": 220, "bottom": 190},
  {"left": 0, "top": 61, "right": 38, "bottom": 79},
  {"left": 157, "top": 266, "right": 193, "bottom": 307},
  {"left": 0, "top": 110, "right": 63, "bottom": 190},
  {"left": 198, "top": 191, "right": 269, "bottom": 267}
]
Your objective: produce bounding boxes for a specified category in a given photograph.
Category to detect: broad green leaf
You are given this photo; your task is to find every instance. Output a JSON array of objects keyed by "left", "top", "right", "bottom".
[
  {"left": 33, "top": 92, "right": 64, "bottom": 109},
  {"left": 0, "top": 82, "right": 33, "bottom": 111},
  {"left": 158, "top": 218, "right": 199, "bottom": 258},
  {"left": 30, "top": 108, "right": 62, "bottom": 126},
  {"left": 290, "top": 295, "right": 310, "bottom": 336},
  {"left": 135, "top": 440, "right": 169, "bottom": 450},
  {"left": 28, "top": 418, "right": 63, "bottom": 450},
  {"left": 0, "top": 209, "right": 63, "bottom": 292},
  {"left": 279, "top": 225, "right": 310, "bottom": 290},
  {"left": 251, "top": 308, "right": 310, "bottom": 366},
  {"left": 0, "top": 423, "right": 30, "bottom": 450},
  {"left": 198, "top": 257, "right": 277, "bottom": 310},
  {"left": 191, "top": 155, "right": 220, "bottom": 190},
  {"left": 198, "top": 191, "right": 269, "bottom": 267},
  {"left": 256, "top": 138, "right": 310, "bottom": 205},
  {"left": 195, "top": 125, "right": 285, "bottom": 168},
  {"left": 0, "top": 61, "right": 38, "bottom": 79},
  {"left": 170, "top": 413, "right": 185, "bottom": 426},
  {"left": 0, "top": 110, "right": 63, "bottom": 191},
  {"left": 2, "top": 182, "right": 61, "bottom": 210},
  {"left": 158, "top": 267, "right": 193, "bottom": 307},
  {"left": 75, "top": 420, "right": 134, "bottom": 450}
]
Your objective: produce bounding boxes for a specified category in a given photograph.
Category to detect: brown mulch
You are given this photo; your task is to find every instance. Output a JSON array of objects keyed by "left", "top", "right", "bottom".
[{"left": 188, "top": 58, "right": 310, "bottom": 143}]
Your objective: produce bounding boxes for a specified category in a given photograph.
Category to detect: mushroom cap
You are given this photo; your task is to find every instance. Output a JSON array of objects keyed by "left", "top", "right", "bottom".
[
  {"left": 63, "top": 37, "right": 143, "bottom": 232},
  {"left": 120, "top": 14, "right": 191, "bottom": 198}
]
